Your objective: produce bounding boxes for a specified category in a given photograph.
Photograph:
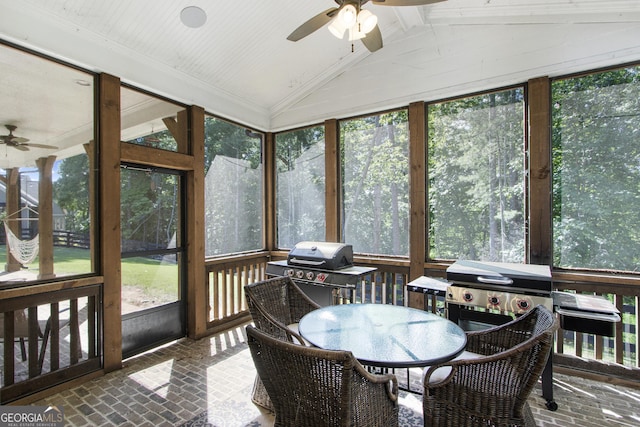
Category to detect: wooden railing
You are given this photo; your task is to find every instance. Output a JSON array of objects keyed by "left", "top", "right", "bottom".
[
  {"left": 0, "top": 280, "right": 102, "bottom": 403},
  {"left": 205, "top": 252, "right": 270, "bottom": 329},
  {"left": 552, "top": 273, "right": 640, "bottom": 380},
  {"left": 205, "top": 254, "right": 640, "bottom": 381},
  {"left": 342, "top": 262, "right": 410, "bottom": 305}
]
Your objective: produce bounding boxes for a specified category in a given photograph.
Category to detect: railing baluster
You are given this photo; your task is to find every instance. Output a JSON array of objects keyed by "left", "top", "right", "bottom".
[
  {"left": 3, "top": 311, "right": 16, "bottom": 386},
  {"left": 27, "top": 306, "right": 38, "bottom": 378},
  {"left": 1, "top": 285, "right": 101, "bottom": 403},
  {"left": 70, "top": 298, "right": 79, "bottom": 365}
]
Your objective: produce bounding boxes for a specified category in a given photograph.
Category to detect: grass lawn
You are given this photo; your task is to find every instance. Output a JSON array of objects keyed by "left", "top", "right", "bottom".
[{"left": 1, "top": 246, "right": 177, "bottom": 299}]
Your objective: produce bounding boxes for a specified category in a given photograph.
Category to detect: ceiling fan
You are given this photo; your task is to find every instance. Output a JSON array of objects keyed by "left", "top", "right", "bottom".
[
  {"left": 287, "top": 0, "right": 445, "bottom": 52},
  {"left": 0, "top": 125, "right": 58, "bottom": 151}
]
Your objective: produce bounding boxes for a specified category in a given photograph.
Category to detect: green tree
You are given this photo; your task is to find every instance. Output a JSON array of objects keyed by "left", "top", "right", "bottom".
[
  {"left": 53, "top": 154, "right": 90, "bottom": 233},
  {"left": 341, "top": 110, "right": 409, "bottom": 255},
  {"left": 204, "top": 116, "right": 264, "bottom": 256},
  {"left": 276, "top": 126, "right": 325, "bottom": 248},
  {"left": 552, "top": 66, "right": 640, "bottom": 271},
  {"left": 428, "top": 89, "right": 525, "bottom": 262}
]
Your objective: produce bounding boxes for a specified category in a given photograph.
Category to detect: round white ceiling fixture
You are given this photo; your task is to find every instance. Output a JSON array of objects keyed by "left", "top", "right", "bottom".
[{"left": 180, "top": 6, "right": 207, "bottom": 28}]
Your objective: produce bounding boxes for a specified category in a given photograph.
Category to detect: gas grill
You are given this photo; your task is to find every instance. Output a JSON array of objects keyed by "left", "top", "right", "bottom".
[
  {"left": 443, "top": 260, "right": 620, "bottom": 411},
  {"left": 266, "top": 241, "right": 376, "bottom": 306}
]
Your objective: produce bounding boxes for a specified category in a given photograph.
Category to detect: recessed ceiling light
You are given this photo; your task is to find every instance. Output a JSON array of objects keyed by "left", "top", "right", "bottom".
[{"left": 181, "top": 6, "right": 207, "bottom": 28}]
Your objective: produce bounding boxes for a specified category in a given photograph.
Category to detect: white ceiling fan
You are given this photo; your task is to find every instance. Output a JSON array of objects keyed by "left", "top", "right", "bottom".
[
  {"left": 287, "top": 0, "right": 446, "bottom": 52},
  {"left": 0, "top": 125, "right": 58, "bottom": 151}
]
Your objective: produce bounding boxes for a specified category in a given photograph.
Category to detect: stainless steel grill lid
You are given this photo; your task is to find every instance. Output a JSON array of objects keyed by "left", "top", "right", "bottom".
[
  {"left": 446, "top": 260, "right": 552, "bottom": 294},
  {"left": 287, "top": 241, "right": 353, "bottom": 271}
]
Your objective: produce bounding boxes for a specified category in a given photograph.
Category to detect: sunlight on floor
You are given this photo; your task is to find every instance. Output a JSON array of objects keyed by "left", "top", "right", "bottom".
[{"left": 129, "top": 359, "right": 174, "bottom": 399}]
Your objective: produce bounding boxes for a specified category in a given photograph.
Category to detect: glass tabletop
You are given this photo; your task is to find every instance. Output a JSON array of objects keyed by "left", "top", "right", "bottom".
[{"left": 298, "top": 303, "right": 467, "bottom": 368}]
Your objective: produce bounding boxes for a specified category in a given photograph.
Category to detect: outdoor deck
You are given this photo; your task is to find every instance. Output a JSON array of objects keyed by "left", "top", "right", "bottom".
[{"left": 32, "top": 322, "right": 640, "bottom": 427}]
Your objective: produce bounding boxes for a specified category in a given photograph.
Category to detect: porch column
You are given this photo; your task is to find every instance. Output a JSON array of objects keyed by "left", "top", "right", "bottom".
[
  {"left": 83, "top": 141, "right": 96, "bottom": 271},
  {"left": 36, "top": 156, "right": 56, "bottom": 280},
  {"left": 4, "top": 168, "right": 21, "bottom": 272}
]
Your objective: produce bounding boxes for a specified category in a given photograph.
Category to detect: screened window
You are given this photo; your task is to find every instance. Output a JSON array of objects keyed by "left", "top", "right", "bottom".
[
  {"left": 428, "top": 88, "right": 525, "bottom": 262},
  {"left": 120, "top": 87, "right": 184, "bottom": 152},
  {"left": 552, "top": 66, "right": 640, "bottom": 272},
  {"left": 276, "top": 126, "right": 325, "bottom": 249},
  {"left": 0, "top": 44, "right": 95, "bottom": 285},
  {"left": 203, "top": 116, "right": 264, "bottom": 256},
  {"left": 341, "top": 111, "right": 409, "bottom": 256}
]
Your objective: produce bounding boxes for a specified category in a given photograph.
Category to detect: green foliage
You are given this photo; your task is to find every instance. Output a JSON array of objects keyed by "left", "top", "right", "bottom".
[
  {"left": 552, "top": 66, "right": 640, "bottom": 271},
  {"left": 120, "top": 168, "right": 179, "bottom": 249},
  {"left": 204, "top": 116, "right": 264, "bottom": 256},
  {"left": 428, "top": 89, "right": 525, "bottom": 261},
  {"left": 53, "top": 154, "right": 90, "bottom": 233},
  {"left": 204, "top": 117, "right": 262, "bottom": 175},
  {"left": 276, "top": 126, "right": 326, "bottom": 248},
  {"left": 341, "top": 110, "right": 410, "bottom": 255}
]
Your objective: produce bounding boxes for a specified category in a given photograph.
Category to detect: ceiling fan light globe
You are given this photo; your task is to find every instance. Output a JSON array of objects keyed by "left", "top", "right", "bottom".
[
  {"left": 339, "top": 4, "right": 357, "bottom": 27},
  {"left": 328, "top": 18, "right": 347, "bottom": 39},
  {"left": 357, "top": 10, "right": 378, "bottom": 34}
]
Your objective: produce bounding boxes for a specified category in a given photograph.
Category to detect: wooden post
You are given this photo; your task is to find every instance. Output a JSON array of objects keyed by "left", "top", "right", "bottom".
[
  {"left": 98, "top": 73, "right": 122, "bottom": 373},
  {"left": 408, "top": 102, "right": 427, "bottom": 309},
  {"left": 264, "top": 132, "right": 276, "bottom": 251},
  {"left": 35, "top": 156, "right": 56, "bottom": 280},
  {"left": 186, "top": 106, "right": 207, "bottom": 338},
  {"left": 83, "top": 141, "right": 96, "bottom": 271},
  {"left": 325, "top": 119, "right": 340, "bottom": 242},
  {"left": 4, "top": 168, "right": 21, "bottom": 272},
  {"left": 528, "top": 77, "right": 552, "bottom": 266}
]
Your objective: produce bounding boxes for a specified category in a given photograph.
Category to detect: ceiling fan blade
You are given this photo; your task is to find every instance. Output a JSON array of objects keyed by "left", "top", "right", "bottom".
[
  {"left": 10, "top": 137, "right": 29, "bottom": 144},
  {"left": 23, "top": 143, "right": 58, "bottom": 149},
  {"left": 287, "top": 7, "right": 340, "bottom": 41},
  {"left": 361, "top": 25, "right": 383, "bottom": 52},
  {"left": 12, "top": 144, "right": 29, "bottom": 151},
  {"left": 371, "top": 0, "right": 445, "bottom": 6}
]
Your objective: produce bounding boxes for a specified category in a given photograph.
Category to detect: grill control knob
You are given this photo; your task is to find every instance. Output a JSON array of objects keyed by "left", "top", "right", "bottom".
[
  {"left": 488, "top": 296, "right": 500, "bottom": 306},
  {"left": 286, "top": 269, "right": 294, "bottom": 277},
  {"left": 306, "top": 271, "right": 315, "bottom": 280},
  {"left": 517, "top": 299, "right": 530, "bottom": 310},
  {"left": 296, "top": 270, "right": 304, "bottom": 278},
  {"left": 463, "top": 292, "right": 473, "bottom": 302}
]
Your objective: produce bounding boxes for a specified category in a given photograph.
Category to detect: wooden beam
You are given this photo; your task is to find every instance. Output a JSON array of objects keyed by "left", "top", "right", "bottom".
[
  {"left": 325, "top": 119, "right": 340, "bottom": 242},
  {"left": 186, "top": 106, "right": 206, "bottom": 339},
  {"left": 528, "top": 77, "right": 552, "bottom": 265},
  {"left": 120, "top": 142, "right": 194, "bottom": 170},
  {"left": 98, "top": 73, "right": 122, "bottom": 373}
]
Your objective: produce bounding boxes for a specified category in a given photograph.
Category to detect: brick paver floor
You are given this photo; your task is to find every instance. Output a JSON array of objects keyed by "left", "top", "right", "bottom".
[{"left": 32, "top": 323, "right": 640, "bottom": 426}]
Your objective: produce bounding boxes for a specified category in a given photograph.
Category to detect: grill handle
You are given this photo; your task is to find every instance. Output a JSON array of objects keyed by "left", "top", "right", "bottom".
[
  {"left": 289, "top": 258, "right": 326, "bottom": 267},
  {"left": 477, "top": 275, "right": 513, "bottom": 286}
]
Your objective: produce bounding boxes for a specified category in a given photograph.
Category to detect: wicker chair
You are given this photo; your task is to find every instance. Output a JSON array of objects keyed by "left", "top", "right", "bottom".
[
  {"left": 244, "top": 276, "right": 321, "bottom": 411},
  {"left": 244, "top": 275, "right": 320, "bottom": 345},
  {"left": 246, "top": 325, "right": 399, "bottom": 427},
  {"left": 422, "top": 305, "right": 558, "bottom": 427}
]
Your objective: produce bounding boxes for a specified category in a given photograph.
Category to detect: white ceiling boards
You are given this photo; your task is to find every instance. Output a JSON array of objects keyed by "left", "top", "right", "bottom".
[{"left": 0, "top": 0, "right": 639, "bottom": 131}]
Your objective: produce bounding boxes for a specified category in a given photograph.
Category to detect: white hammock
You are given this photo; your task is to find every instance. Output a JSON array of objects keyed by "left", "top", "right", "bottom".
[{"left": 3, "top": 221, "right": 39, "bottom": 265}]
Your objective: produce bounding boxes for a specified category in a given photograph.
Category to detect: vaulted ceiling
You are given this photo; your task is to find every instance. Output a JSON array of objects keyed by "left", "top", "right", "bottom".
[{"left": 1, "top": 0, "right": 639, "bottom": 136}]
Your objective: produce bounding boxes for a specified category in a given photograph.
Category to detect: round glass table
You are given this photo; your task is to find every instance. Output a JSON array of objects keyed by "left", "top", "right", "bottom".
[{"left": 298, "top": 303, "right": 467, "bottom": 368}]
